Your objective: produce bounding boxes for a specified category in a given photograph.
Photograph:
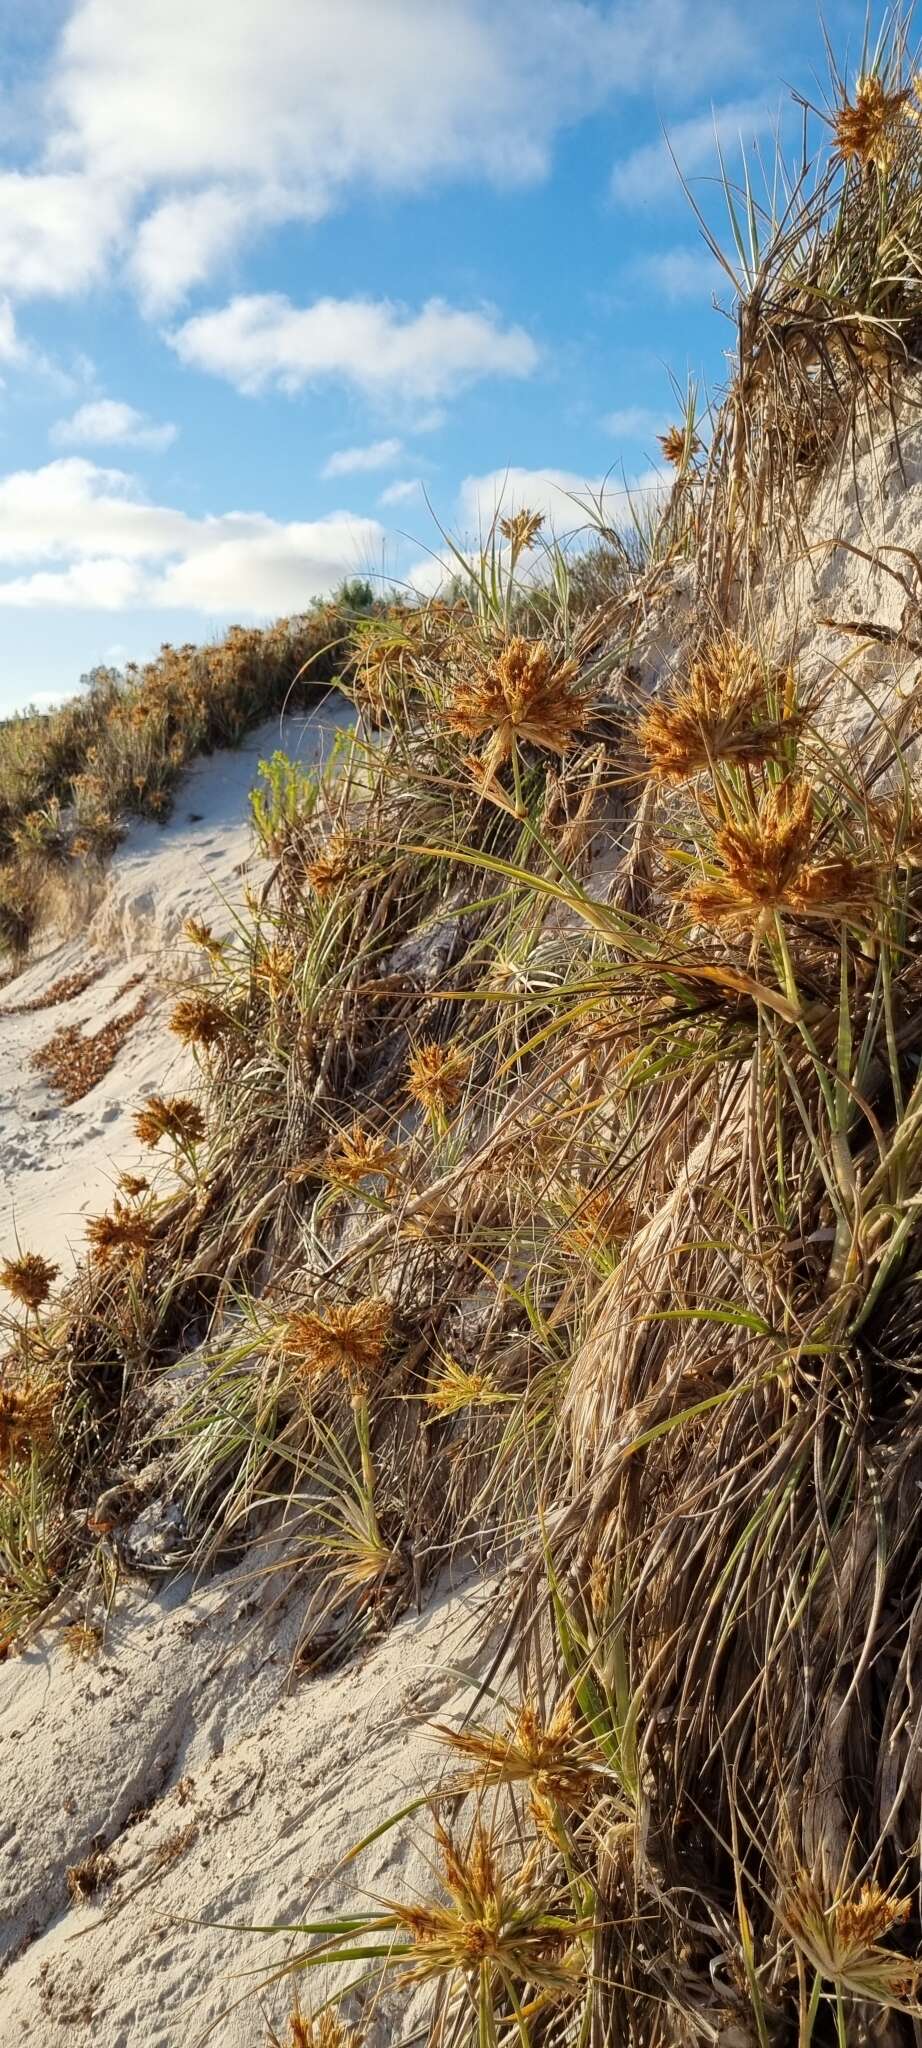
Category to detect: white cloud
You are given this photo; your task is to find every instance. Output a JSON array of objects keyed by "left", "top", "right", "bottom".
[
  {"left": 322, "top": 438, "right": 403, "bottom": 478},
  {"left": 0, "top": 458, "right": 383, "bottom": 613},
  {"left": 1, "top": 2, "right": 755, "bottom": 308},
  {"left": 0, "top": 171, "right": 124, "bottom": 297},
  {"left": 407, "top": 463, "right": 667, "bottom": 592},
  {"left": 51, "top": 398, "right": 177, "bottom": 451},
  {"left": 455, "top": 465, "right": 665, "bottom": 536},
  {"left": 170, "top": 293, "right": 538, "bottom": 400},
  {"left": 0, "top": 300, "right": 26, "bottom": 365},
  {"left": 632, "top": 245, "right": 721, "bottom": 301},
  {"left": 610, "top": 95, "right": 775, "bottom": 205},
  {"left": 379, "top": 477, "right": 424, "bottom": 507},
  {"left": 601, "top": 406, "right": 662, "bottom": 439}
]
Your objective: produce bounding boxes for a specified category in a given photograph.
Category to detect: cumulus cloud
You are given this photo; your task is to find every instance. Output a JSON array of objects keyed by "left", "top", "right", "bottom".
[
  {"left": 610, "top": 95, "right": 775, "bottom": 205},
  {"left": 1, "top": 1, "right": 755, "bottom": 309},
  {"left": 379, "top": 477, "right": 425, "bottom": 507},
  {"left": 51, "top": 399, "right": 177, "bottom": 451},
  {"left": 455, "top": 465, "right": 665, "bottom": 535},
  {"left": 407, "top": 463, "right": 667, "bottom": 593},
  {"left": 0, "top": 171, "right": 124, "bottom": 297},
  {"left": 169, "top": 293, "right": 538, "bottom": 400},
  {"left": 0, "top": 299, "right": 26, "bottom": 366},
  {"left": 0, "top": 458, "right": 383, "bottom": 612},
  {"left": 322, "top": 438, "right": 403, "bottom": 478}
]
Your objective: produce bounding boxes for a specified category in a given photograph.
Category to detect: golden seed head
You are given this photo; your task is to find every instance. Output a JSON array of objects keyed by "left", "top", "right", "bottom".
[
  {"left": 658, "top": 423, "right": 702, "bottom": 466},
  {"left": 118, "top": 1172, "right": 149, "bottom": 1198},
  {"left": 303, "top": 829, "right": 358, "bottom": 897},
  {"left": 639, "top": 635, "right": 797, "bottom": 783},
  {"left": 834, "top": 74, "right": 910, "bottom": 170},
  {"left": 686, "top": 779, "right": 874, "bottom": 935},
  {"left": 498, "top": 508, "right": 545, "bottom": 552},
  {"left": 786, "top": 1871, "right": 916, "bottom": 1999},
  {"left": 254, "top": 942, "right": 295, "bottom": 998},
  {"left": 559, "top": 1185, "right": 633, "bottom": 1257},
  {"left": 182, "top": 915, "right": 226, "bottom": 959},
  {"left": 0, "top": 1377, "right": 62, "bottom": 1461},
  {"left": 169, "top": 993, "right": 228, "bottom": 1047},
  {"left": 133, "top": 1094, "right": 206, "bottom": 1149},
  {"left": 0, "top": 1252, "right": 59, "bottom": 1312},
  {"left": 446, "top": 636, "right": 588, "bottom": 773},
  {"left": 86, "top": 1201, "right": 156, "bottom": 1266},
  {"left": 282, "top": 2009, "right": 363, "bottom": 2048},
  {"left": 440, "top": 1694, "right": 598, "bottom": 1810},
  {"left": 324, "top": 1121, "right": 403, "bottom": 1193},
  {"left": 283, "top": 1297, "right": 393, "bottom": 1392},
  {"left": 407, "top": 1039, "right": 472, "bottom": 1117}
]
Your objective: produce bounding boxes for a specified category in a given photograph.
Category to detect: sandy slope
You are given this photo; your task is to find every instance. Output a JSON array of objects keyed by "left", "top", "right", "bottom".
[
  {"left": 0, "top": 693, "right": 505, "bottom": 2046},
  {"left": 0, "top": 1568, "right": 493, "bottom": 2046},
  {"left": 0, "top": 701, "right": 349, "bottom": 1276}
]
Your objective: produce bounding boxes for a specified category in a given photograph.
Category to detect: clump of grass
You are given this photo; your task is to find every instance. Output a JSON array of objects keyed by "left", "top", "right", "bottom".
[
  {"left": 0, "top": 592, "right": 372, "bottom": 961},
  {"left": 16, "top": 30, "right": 922, "bottom": 2041}
]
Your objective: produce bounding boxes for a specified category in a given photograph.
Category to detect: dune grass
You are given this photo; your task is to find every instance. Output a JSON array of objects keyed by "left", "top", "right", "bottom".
[
  {"left": 7, "top": 15, "right": 922, "bottom": 2046},
  {"left": 0, "top": 584, "right": 378, "bottom": 960}
]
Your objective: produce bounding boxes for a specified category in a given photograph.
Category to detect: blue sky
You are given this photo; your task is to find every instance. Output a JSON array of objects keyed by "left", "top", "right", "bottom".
[{"left": 0, "top": 0, "right": 869, "bottom": 713}]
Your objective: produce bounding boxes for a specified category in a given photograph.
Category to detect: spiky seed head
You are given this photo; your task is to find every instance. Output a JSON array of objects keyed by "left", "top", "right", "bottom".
[
  {"left": 786, "top": 1872, "right": 916, "bottom": 2000},
  {"left": 439, "top": 1695, "right": 599, "bottom": 1812},
  {"left": 254, "top": 943, "right": 295, "bottom": 998},
  {"left": 0, "top": 1252, "right": 59, "bottom": 1312},
  {"left": 0, "top": 1377, "right": 62, "bottom": 1461},
  {"left": 388, "top": 1818, "right": 585, "bottom": 1990},
  {"left": 639, "top": 635, "right": 798, "bottom": 783},
  {"left": 169, "top": 993, "right": 228, "bottom": 1047},
  {"left": 498, "top": 508, "right": 544, "bottom": 552},
  {"left": 686, "top": 779, "right": 873, "bottom": 935},
  {"left": 560, "top": 1186, "right": 633, "bottom": 1257},
  {"left": 407, "top": 1040, "right": 472, "bottom": 1117},
  {"left": 425, "top": 1357, "right": 499, "bottom": 1414},
  {"left": 833, "top": 75, "right": 910, "bottom": 170},
  {"left": 62, "top": 1622, "right": 103, "bottom": 1661},
  {"left": 303, "top": 830, "right": 357, "bottom": 897},
  {"left": 182, "top": 915, "right": 226, "bottom": 960},
  {"left": 445, "top": 636, "right": 589, "bottom": 774},
  {"left": 282, "top": 2008, "right": 363, "bottom": 2048},
  {"left": 118, "top": 1172, "right": 149, "bottom": 1198},
  {"left": 324, "top": 1121, "right": 403, "bottom": 1193},
  {"left": 283, "top": 1297, "right": 393, "bottom": 1392},
  {"left": 658, "top": 424, "right": 701, "bottom": 466},
  {"left": 86, "top": 1201, "right": 155, "bottom": 1266},
  {"left": 133, "top": 1094, "right": 206, "bottom": 1148}
]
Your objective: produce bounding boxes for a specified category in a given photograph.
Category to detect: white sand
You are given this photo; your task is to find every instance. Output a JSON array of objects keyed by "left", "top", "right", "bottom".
[
  {"left": 0, "top": 1566, "right": 494, "bottom": 2045},
  {"left": 0, "top": 701, "right": 350, "bottom": 1277},
  {"left": 0, "top": 692, "right": 504, "bottom": 2046}
]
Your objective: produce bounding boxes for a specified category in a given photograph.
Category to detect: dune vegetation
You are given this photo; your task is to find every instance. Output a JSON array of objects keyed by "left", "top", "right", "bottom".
[
  {"left": 9, "top": 14, "right": 922, "bottom": 2046},
  {"left": 0, "top": 586, "right": 377, "bottom": 958}
]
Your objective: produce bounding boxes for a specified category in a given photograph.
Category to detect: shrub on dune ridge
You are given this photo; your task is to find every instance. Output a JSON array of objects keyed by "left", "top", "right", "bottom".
[{"left": 0, "top": 592, "right": 372, "bottom": 960}]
